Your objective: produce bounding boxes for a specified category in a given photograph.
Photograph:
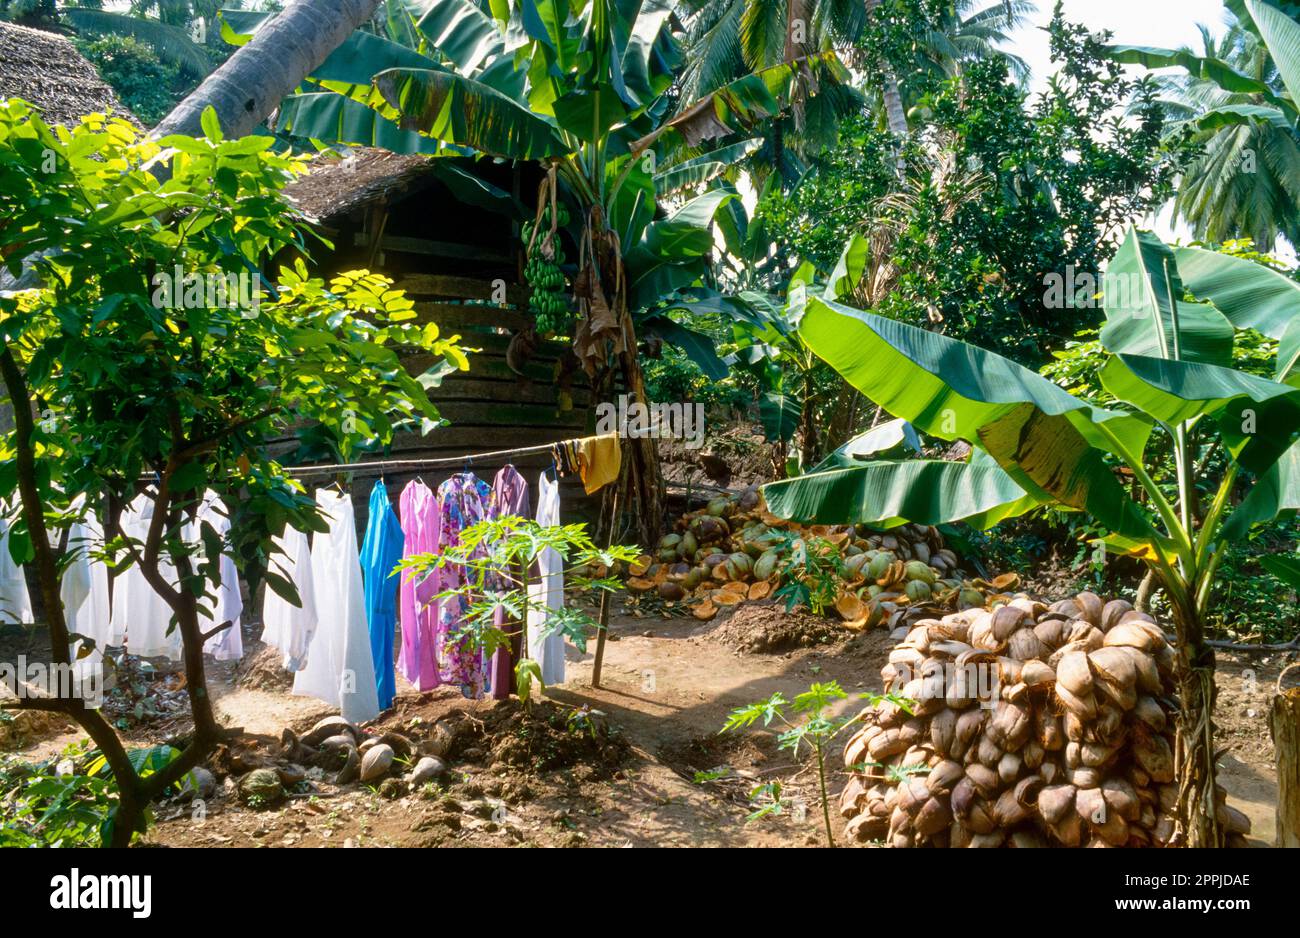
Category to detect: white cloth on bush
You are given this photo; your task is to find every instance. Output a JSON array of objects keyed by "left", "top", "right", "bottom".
[
  {"left": 110, "top": 491, "right": 182, "bottom": 660},
  {"left": 60, "top": 495, "right": 113, "bottom": 679},
  {"left": 0, "top": 509, "right": 33, "bottom": 626},
  {"left": 190, "top": 491, "right": 244, "bottom": 662},
  {"left": 292, "top": 489, "right": 379, "bottom": 724},
  {"left": 260, "top": 524, "right": 317, "bottom": 672},
  {"left": 526, "top": 472, "right": 566, "bottom": 686}
]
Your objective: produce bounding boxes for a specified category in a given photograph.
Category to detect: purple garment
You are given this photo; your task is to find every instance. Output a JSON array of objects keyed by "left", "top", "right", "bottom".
[
  {"left": 398, "top": 480, "right": 441, "bottom": 692},
  {"left": 436, "top": 472, "right": 492, "bottom": 698},
  {"left": 488, "top": 465, "right": 530, "bottom": 700}
]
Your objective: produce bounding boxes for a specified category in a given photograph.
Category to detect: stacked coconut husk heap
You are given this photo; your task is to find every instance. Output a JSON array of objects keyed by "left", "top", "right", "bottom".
[
  {"left": 629, "top": 485, "right": 1018, "bottom": 627},
  {"left": 839, "top": 591, "right": 1253, "bottom": 847}
]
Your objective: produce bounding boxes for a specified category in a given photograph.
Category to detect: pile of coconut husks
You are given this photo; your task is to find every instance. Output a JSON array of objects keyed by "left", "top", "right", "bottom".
[
  {"left": 838, "top": 591, "right": 1253, "bottom": 848},
  {"left": 628, "top": 485, "right": 1017, "bottom": 629}
]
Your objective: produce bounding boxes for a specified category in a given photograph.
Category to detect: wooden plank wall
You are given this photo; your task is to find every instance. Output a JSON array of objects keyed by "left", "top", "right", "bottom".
[{"left": 320, "top": 274, "right": 606, "bottom": 535}]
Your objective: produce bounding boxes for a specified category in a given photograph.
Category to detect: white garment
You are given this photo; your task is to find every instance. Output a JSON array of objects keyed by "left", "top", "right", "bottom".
[
  {"left": 190, "top": 492, "right": 244, "bottom": 662},
  {"left": 109, "top": 491, "right": 182, "bottom": 660},
  {"left": 60, "top": 495, "right": 113, "bottom": 679},
  {"left": 0, "top": 512, "right": 33, "bottom": 625},
  {"left": 260, "top": 524, "right": 317, "bottom": 671},
  {"left": 292, "top": 489, "right": 380, "bottom": 724},
  {"left": 527, "top": 472, "right": 565, "bottom": 686}
]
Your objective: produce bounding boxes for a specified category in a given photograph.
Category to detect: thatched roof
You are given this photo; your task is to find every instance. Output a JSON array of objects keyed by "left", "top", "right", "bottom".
[
  {"left": 282, "top": 147, "right": 438, "bottom": 225},
  {"left": 0, "top": 21, "right": 139, "bottom": 128}
]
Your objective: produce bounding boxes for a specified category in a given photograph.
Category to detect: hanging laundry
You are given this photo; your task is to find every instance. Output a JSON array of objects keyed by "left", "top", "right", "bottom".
[
  {"left": 527, "top": 469, "right": 566, "bottom": 686},
  {"left": 191, "top": 491, "right": 244, "bottom": 662},
  {"left": 577, "top": 433, "right": 621, "bottom": 494},
  {"left": 360, "top": 481, "right": 404, "bottom": 711},
  {"left": 110, "top": 490, "right": 183, "bottom": 660},
  {"left": 435, "top": 471, "right": 491, "bottom": 699},
  {"left": 260, "top": 524, "right": 317, "bottom": 672},
  {"left": 293, "top": 489, "right": 380, "bottom": 724},
  {"left": 550, "top": 440, "right": 580, "bottom": 477},
  {"left": 487, "top": 465, "right": 529, "bottom": 700},
  {"left": 0, "top": 506, "right": 33, "bottom": 626},
  {"left": 397, "top": 478, "right": 441, "bottom": 693},
  {"left": 59, "top": 495, "right": 112, "bottom": 681}
]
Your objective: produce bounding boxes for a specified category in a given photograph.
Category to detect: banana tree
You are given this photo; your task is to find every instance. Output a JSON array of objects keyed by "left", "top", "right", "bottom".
[
  {"left": 237, "top": 0, "right": 845, "bottom": 541},
  {"left": 763, "top": 226, "right": 1300, "bottom": 847}
]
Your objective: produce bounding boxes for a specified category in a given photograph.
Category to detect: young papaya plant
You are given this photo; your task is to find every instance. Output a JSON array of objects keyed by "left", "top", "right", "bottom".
[{"left": 762, "top": 226, "right": 1300, "bottom": 847}]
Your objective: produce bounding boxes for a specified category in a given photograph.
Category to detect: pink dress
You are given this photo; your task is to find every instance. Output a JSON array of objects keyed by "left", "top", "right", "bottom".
[
  {"left": 435, "top": 472, "right": 492, "bottom": 698},
  {"left": 398, "top": 480, "right": 441, "bottom": 692},
  {"left": 488, "top": 466, "right": 529, "bottom": 699}
]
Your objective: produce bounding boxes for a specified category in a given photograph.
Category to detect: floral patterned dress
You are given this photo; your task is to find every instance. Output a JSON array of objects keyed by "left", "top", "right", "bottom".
[{"left": 435, "top": 472, "right": 492, "bottom": 698}]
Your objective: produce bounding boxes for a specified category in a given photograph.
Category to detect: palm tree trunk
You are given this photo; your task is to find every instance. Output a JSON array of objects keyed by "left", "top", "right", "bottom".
[
  {"left": 152, "top": 0, "right": 384, "bottom": 141},
  {"left": 863, "top": 0, "right": 910, "bottom": 139}
]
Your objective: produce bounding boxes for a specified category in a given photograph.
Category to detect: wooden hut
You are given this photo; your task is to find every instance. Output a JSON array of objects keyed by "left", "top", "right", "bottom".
[{"left": 279, "top": 149, "right": 602, "bottom": 524}]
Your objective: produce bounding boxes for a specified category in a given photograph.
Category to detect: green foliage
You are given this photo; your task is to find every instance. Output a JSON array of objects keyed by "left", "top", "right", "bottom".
[
  {"left": 0, "top": 99, "right": 469, "bottom": 841},
  {"left": 0, "top": 739, "right": 183, "bottom": 847},
  {"left": 721, "top": 680, "right": 911, "bottom": 846},
  {"left": 756, "top": 9, "right": 1191, "bottom": 367},
  {"left": 75, "top": 33, "right": 183, "bottom": 126},
  {"left": 0, "top": 100, "right": 468, "bottom": 575},
  {"left": 757, "top": 113, "right": 898, "bottom": 271},
  {"left": 0, "top": 0, "right": 57, "bottom": 26},
  {"left": 396, "top": 516, "right": 640, "bottom": 692}
]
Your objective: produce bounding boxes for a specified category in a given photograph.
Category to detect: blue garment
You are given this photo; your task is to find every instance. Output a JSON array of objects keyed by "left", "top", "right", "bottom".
[{"left": 360, "top": 481, "right": 405, "bottom": 711}]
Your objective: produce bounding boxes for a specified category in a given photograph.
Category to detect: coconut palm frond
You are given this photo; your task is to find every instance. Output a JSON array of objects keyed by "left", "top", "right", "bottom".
[{"left": 63, "top": 7, "right": 212, "bottom": 78}]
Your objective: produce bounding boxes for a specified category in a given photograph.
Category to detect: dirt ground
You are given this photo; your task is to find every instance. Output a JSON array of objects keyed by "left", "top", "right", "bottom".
[{"left": 3, "top": 597, "right": 1290, "bottom": 848}]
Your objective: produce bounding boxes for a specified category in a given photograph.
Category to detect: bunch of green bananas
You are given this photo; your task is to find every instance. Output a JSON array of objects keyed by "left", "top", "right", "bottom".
[{"left": 522, "top": 204, "right": 572, "bottom": 335}]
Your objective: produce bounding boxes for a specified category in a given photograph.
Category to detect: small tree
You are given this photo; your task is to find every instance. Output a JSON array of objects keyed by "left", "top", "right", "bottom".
[
  {"left": 397, "top": 515, "right": 639, "bottom": 700},
  {"left": 721, "top": 681, "right": 911, "bottom": 847},
  {"left": 764, "top": 226, "right": 1300, "bottom": 847},
  {"left": 0, "top": 99, "right": 467, "bottom": 845}
]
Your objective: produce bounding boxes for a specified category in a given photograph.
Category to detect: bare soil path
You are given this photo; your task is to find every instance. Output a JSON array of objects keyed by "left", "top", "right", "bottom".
[{"left": 4, "top": 603, "right": 1286, "bottom": 848}]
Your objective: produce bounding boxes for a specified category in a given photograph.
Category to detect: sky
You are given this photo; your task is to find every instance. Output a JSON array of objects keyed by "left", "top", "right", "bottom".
[
  {"left": 1009, "top": 0, "right": 1231, "bottom": 95},
  {"left": 1002, "top": 0, "right": 1300, "bottom": 258}
]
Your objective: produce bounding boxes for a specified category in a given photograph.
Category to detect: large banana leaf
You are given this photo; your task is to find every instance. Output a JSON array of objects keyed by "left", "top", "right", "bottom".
[
  {"left": 1171, "top": 246, "right": 1300, "bottom": 340},
  {"left": 759, "top": 390, "right": 801, "bottom": 443},
  {"left": 1222, "top": 438, "right": 1300, "bottom": 539},
  {"left": 1106, "top": 44, "right": 1296, "bottom": 119},
  {"left": 653, "top": 139, "right": 761, "bottom": 195},
  {"left": 812, "top": 418, "right": 921, "bottom": 471},
  {"left": 624, "top": 188, "right": 738, "bottom": 305},
  {"left": 641, "top": 53, "right": 848, "bottom": 150},
  {"left": 1261, "top": 552, "right": 1300, "bottom": 589},
  {"left": 797, "top": 297, "right": 1157, "bottom": 539},
  {"left": 824, "top": 233, "right": 870, "bottom": 302},
  {"left": 1278, "top": 317, "right": 1300, "bottom": 382},
  {"left": 763, "top": 453, "right": 1036, "bottom": 530},
  {"left": 1100, "top": 228, "right": 1234, "bottom": 366},
  {"left": 1188, "top": 103, "right": 1296, "bottom": 131},
  {"left": 366, "top": 68, "right": 571, "bottom": 159},
  {"left": 798, "top": 297, "right": 1150, "bottom": 453},
  {"left": 1247, "top": 0, "right": 1300, "bottom": 103},
  {"left": 1101, "top": 353, "right": 1300, "bottom": 472},
  {"left": 404, "top": 0, "right": 511, "bottom": 73},
  {"left": 276, "top": 93, "right": 446, "bottom": 155}
]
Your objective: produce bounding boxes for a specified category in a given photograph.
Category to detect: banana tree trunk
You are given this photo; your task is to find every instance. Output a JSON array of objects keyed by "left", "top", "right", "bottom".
[
  {"left": 863, "top": 0, "right": 909, "bottom": 139},
  {"left": 1170, "top": 604, "right": 1226, "bottom": 848},
  {"left": 151, "top": 0, "right": 384, "bottom": 140}
]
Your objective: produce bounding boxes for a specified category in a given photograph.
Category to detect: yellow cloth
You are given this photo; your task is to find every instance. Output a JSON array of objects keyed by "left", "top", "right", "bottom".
[{"left": 577, "top": 433, "right": 621, "bottom": 495}]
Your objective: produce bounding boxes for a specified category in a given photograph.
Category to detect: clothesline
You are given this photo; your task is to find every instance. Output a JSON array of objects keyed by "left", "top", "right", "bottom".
[{"left": 279, "top": 440, "right": 567, "bottom": 478}]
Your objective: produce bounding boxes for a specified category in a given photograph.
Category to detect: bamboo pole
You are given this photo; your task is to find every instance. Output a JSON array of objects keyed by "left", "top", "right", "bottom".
[{"left": 590, "top": 485, "right": 621, "bottom": 689}]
